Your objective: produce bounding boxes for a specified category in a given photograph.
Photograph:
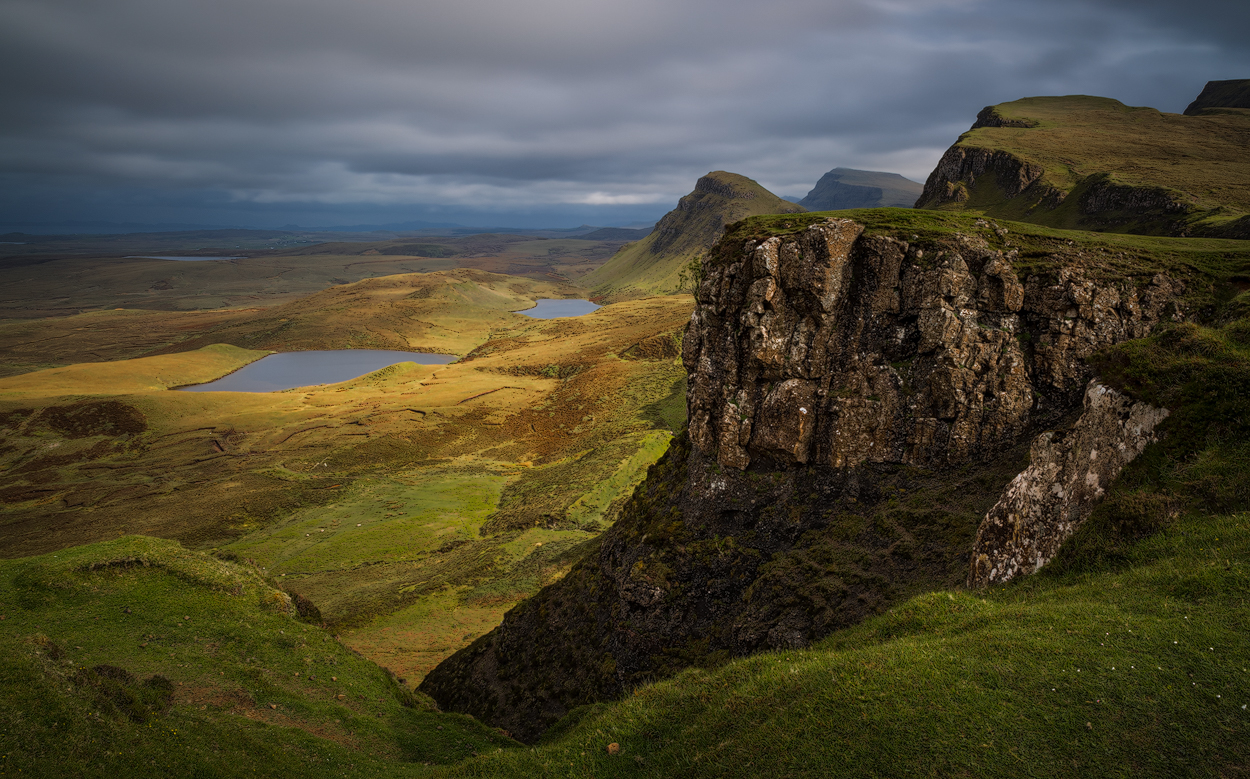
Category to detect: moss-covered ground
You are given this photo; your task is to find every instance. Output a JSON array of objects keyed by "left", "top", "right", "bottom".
[
  {"left": 427, "top": 314, "right": 1250, "bottom": 778},
  {"left": 0, "top": 536, "right": 516, "bottom": 778},
  {"left": 0, "top": 270, "right": 692, "bottom": 694}
]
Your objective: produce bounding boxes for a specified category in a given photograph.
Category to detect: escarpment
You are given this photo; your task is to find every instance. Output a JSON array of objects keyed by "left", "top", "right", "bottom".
[
  {"left": 420, "top": 216, "right": 1184, "bottom": 743},
  {"left": 915, "top": 92, "right": 1250, "bottom": 237}
]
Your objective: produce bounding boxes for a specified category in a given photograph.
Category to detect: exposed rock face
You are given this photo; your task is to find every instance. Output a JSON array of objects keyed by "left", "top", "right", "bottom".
[
  {"left": 916, "top": 146, "right": 1049, "bottom": 209},
  {"left": 968, "top": 381, "right": 1168, "bottom": 587},
  {"left": 686, "top": 219, "right": 1182, "bottom": 473},
  {"left": 420, "top": 217, "right": 1184, "bottom": 743}
]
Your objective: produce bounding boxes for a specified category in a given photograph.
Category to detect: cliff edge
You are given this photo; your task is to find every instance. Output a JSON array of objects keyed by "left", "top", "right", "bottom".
[
  {"left": 915, "top": 91, "right": 1250, "bottom": 238},
  {"left": 420, "top": 211, "right": 1190, "bottom": 741}
]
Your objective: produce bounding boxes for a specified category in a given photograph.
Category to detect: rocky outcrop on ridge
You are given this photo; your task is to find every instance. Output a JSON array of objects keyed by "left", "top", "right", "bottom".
[
  {"left": 968, "top": 380, "right": 1169, "bottom": 587},
  {"left": 420, "top": 215, "right": 1184, "bottom": 742}
]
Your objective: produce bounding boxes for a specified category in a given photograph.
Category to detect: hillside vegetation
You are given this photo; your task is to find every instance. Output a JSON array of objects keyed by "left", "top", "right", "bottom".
[
  {"left": 584, "top": 171, "right": 803, "bottom": 299},
  {"left": 0, "top": 270, "right": 692, "bottom": 688},
  {"left": 432, "top": 243, "right": 1250, "bottom": 777},
  {"left": 916, "top": 89, "right": 1250, "bottom": 237}
]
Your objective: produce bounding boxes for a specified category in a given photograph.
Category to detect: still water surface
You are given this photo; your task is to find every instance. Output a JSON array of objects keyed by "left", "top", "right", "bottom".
[
  {"left": 179, "top": 349, "right": 455, "bottom": 392},
  {"left": 514, "top": 299, "right": 601, "bottom": 318}
]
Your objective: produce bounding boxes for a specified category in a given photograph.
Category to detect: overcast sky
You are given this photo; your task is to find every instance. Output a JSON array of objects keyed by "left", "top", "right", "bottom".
[{"left": 1, "top": 0, "right": 1247, "bottom": 229}]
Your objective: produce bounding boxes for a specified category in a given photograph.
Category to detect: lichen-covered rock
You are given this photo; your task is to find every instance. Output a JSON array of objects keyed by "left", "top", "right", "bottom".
[
  {"left": 685, "top": 219, "right": 1182, "bottom": 473},
  {"left": 968, "top": 381, "right": 1168, "bottom": 587},
  {"left": 420, "top": 217, "right": 1185, "bottom": 743}
]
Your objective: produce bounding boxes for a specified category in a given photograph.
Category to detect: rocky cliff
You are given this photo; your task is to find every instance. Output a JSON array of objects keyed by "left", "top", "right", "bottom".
[
  {"left": 968, "top": 380, "right": 1168, "bottom": 587},
  {"left": 420, "top": 213, "right": 1185, "bottom": 742},
  {"left": 915, "top": 93, "right": 1250, "bottom": 238}
]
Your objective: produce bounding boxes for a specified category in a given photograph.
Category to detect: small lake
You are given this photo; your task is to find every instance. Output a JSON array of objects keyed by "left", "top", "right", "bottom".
[
  {"left": 514, "top": 299, "right": 601, "bottom": 318},
  {"left": 126, "top": 255, "right": 247, "bottom": 261},
  {"left": 178, "top": 350, "right": 456, "bottom": 393}
]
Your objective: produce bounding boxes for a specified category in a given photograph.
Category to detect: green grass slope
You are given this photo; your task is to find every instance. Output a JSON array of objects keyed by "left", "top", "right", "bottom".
[
  {"left": 584, "top": 171, "right": 804, "bottom": 299},
  {"left": 915, "top": 93, "right": 1250, "bottom": 238},
  {"left": 797, "top": 167, "right": 923, "bottom": 210},
  {"left": 0, "top": 536, "right": 516, "bottom": 777},
  {"left": 430, "top": 312, "right": 1250, "bottom": 778}
]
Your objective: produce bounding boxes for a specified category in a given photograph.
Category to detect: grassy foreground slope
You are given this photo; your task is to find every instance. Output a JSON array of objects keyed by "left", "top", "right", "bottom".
[
  {"left": 584, "top": 172, "right": 803, "bottom": 299},
  {"left": 915, "top": 93, "right": 1250, "bottom": 237},
  {"left": 431, "top": 313, "right": 1250, "bottom": 778},
  {"left": 0, "top": 536, "right": 516, "bottom": 778}
]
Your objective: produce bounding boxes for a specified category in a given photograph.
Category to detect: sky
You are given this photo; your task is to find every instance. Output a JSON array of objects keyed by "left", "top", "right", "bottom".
[{"left": 1, "top": 0, "right": 1247, "bottom": 230}]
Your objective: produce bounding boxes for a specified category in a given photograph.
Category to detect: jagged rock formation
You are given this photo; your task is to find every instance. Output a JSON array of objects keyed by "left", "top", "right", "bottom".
[
  {"left": 420, "top": 215, "right": 1184, "bottom": 743},
  {"left": 915, "top": 93, "right": 1250, "bottom": 238},
  {"left": 968, "top": 381, "right": 1169, "bottom": 587},
  {"left": 584, "top": 171, "right": 804, "bottom": 299},
  {"left": 687, "top": 221, "right": 1181, "bottom": 472},
  {"left": 797, "top": 167, "right": 923, "bottom": 211}
]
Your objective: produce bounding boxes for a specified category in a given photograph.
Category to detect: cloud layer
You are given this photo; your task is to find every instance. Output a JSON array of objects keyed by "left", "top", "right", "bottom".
[{"left": 1, "top": 0, "right": 1246, "bottom": 227}]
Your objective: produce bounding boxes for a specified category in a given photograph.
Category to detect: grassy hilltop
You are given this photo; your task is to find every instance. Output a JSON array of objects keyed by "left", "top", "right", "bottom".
[
  {"left": 916, "top": 88, "right": 1250, "bottom": 237},
  {"left": 584, "top": 171, "right": 804, "bottom": 299}
]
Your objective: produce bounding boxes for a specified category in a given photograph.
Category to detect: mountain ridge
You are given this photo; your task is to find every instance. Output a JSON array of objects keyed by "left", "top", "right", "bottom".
[
  {"left": 798, "top": 167, "right": 922, "bottom": 211},
  {"left": 583, "top": 171, "right": 804, "bottom": 299},
  {"left": 915, "top": 87, "right": 1250, "bottom": 238}
]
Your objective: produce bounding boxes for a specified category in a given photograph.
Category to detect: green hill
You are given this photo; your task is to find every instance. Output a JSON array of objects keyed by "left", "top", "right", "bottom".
[
  {"left": 798, "top": 167, "right": 923, "bottom": 210},
  {"left": 0, "top": 536, "right": 515, "bottom": 777},
  {"left": 583, "top": 171, "right": 804, "bottom": 299},
  {"left": 915, "top": 88, "right": 1250, "bottom": 238}
]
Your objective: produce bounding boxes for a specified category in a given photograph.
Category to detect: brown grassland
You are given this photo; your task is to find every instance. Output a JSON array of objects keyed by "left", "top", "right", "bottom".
[{"left": 0, "top": 257, "right": 691, "bottom": 686}]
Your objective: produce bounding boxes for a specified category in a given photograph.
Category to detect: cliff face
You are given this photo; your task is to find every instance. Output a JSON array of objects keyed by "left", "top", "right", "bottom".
[
  {"left": 686, "top": 220, "right": 1180, "bottom": 473},
  {"left": 420, "top": 216, "right": 1184, "bottom": 743},
  {"left": 914, "top": 94, "right": 1250, "bottom": 238}
]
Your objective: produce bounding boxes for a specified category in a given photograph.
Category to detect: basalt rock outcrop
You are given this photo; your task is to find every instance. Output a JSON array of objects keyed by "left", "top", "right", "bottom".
[
  {"left": 420, "top": 216, "right": 1184, "bottom": 742},
  {"left": 968, "top": 380, "right": 1169, "bottom": 587}
]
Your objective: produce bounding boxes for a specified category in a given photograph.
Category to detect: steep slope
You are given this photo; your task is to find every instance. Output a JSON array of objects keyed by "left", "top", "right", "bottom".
[
  {"left": 915, "top": 87, "right": 1250, "bottom": 238},
  {"left": 798, "top": 167, "right": 923, "bottom": 210},
  {"left": 1185, "top": 78, "right": 1250, "bottom": 115},
  {"left": 0, "top": 535, "right": 515, "bottom": 777},
  {"left": 420, "top": 209, "right": 1250, "bottom": 741},
  {"left": 584, "top": 172, "right": 804, "bottom": 299}
]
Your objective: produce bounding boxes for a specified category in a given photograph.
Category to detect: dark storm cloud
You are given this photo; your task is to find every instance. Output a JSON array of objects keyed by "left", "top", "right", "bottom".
[{"left": 1, "top": 0, "right": 1246, "bottom": 227}]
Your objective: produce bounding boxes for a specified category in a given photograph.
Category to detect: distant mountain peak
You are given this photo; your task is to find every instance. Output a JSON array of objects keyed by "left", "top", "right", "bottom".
[
  {"left": 584, "top": 171, "right": 803, "bottom": 297},
  {"left": 798, "top": 168, "right": 923, "bottom": 211}
]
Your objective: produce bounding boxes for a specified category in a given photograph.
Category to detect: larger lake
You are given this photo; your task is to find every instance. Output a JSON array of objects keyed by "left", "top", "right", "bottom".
[
  {"left": 179, "top": 350, "right": 456, "bottom": 393},
  {"left": 514, "top": 299, "right": 601, "bottom": 318}
]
